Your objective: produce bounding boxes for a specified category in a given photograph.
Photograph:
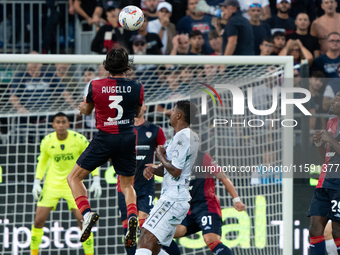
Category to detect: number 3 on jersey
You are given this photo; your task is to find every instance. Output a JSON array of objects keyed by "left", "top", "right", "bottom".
[{"left": 107, "top": 96, "right": 123, "bottom": 121}]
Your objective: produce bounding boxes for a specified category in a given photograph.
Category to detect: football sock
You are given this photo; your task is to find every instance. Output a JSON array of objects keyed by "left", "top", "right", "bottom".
[
  {"left": 82, "top": 232, "right": 94, "bottom": 255},
  {"left": 310, "top": 235, "right": 325, "bottom": 255},
  {"left": 123, "top": 220, "right": 136, "bottom": 255},
  {"left": 30, "top": 226, "right": 43, "bottom": 253},
  {"left": 326, "top": 239, "right": 337, "bottom": 255},
  {"left": 139, "top": 218, "right": 145, "bottom": 228},
  {"left": 127, "top": 203, "right": 137, "bottom": 219},
  {"left": 334, "top": 237, "right": 340, "bottom": 255},
  {"left": 208, "top": 241, "right": 233, "bottom": 255},
  {"left": 75, "top": 196, "right": 91, "bottom": 218},
  {"left": 163, "top": 240, "right": 180, "bottom": 255},
  {"left": 135, "top": 248, "right": 152, "bottom": 255}
]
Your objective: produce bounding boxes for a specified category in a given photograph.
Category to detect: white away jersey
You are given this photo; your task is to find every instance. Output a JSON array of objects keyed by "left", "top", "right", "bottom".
[{"left": 160, "top": 128, "right": 200, "bottom": 202}]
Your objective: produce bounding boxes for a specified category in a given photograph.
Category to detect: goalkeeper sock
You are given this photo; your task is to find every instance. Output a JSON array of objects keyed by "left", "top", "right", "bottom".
[
  {"left": 163, "top": 240, "right": 180, "bottom": 255},
  {"left": 326, "top": 239, "right": 337, "bottom": 255},
  {"left": 123, "top": 220, "right": 137, "bottom": 255},
  {"left": 75, "top": 196, "right": 91, "bottom": 218},
  {"left": 208, "top": 241, "right": 233, "bottom": 255},
  {"left": 127, "top": 203, "right": 137, "bottom": 219},
  {"left": 82, "top": 232, "right": 94, "bottom": 255},
  {"left": 30, "top": 226, "right": 43, "bottom": 253},
  {"left": 310, "top": 235, "right": 325, "bottom": 255},
  {"left": 135, "top": 248, "right": 152, "bottom": 255}
]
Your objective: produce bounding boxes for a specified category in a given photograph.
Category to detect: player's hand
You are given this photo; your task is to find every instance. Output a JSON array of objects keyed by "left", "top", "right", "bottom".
[
  {"left": 89, "top": 176, "right": 102, "bottom": 198},
  {"left": 321, "top": 131, "right": 334, "bottom": 143},
  {"left": 144, "top": 164, "right": 155, "bottom": 180},
  {"left": 312, "top": 130, "right": 322, "bottom": 143},
  {"left": 234, "top": 201, "right": 245, "bottom": 211},
  {"left": 156, "top": 145, "right": 166, "bottom": 159},
  {"left": 32, "top": 179, "right": 42, "bottom": 201},
  {"left": 79, "top": 96, "right": 87, "bottom": 115}
]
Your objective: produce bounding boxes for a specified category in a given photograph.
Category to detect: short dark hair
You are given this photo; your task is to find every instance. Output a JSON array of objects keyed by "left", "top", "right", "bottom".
[
  {"left": 103, "top": 48, "right": 133, "bottom": 76},
  {"left": 82, "top": 67, "right": 96, "bottom": 76},
  {"left": 327, "top": 32, "right": 340, "bottom": 40},
  {"left": 272, "top": 31, "right": 286, "bottom": 39},
  {"left": 208, "top": 30, "right": 220, "bottom": 40},
  {"left": 262, "top": 37, "right": 274, "bottom": 44},
  {"left": 176, "top": 100, "right": 197, "bottom": 125},
  {"left": 53, "top": 112, "right": 69, "bottom": 122},
  {"left": 189, "top": 30, "right": 203, "bottom": 39},
  {"left": 311, "top": 71, "right": 325, "bottom": 79}
]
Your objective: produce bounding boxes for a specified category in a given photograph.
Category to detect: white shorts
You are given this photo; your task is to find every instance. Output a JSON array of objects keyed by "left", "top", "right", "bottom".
[{"left": 143, "top": 197, "right": 190, "bottom": 246}]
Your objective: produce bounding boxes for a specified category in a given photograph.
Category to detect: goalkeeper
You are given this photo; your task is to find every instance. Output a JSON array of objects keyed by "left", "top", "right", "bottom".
[{"left": 30, "top": 112, "right": 102, "bottom": 255}]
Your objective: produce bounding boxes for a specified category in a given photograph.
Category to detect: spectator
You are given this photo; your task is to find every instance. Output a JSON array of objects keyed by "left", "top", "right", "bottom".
[
  {"left": 248, "top": 3, "right": 271, "bottom": 55},
  {"left": 91, "top": 1, "right": 132, "bottom": 54},
  {"left": 279, "top": 39, "right": 314, "bottom": 66},
  {"left": 240, "top": 0, "right": 271, "bottom": 20},
  {"left": 220, "top": 0, "right": 254, "bottom": 55},
  {"left": 286, "top": 13, "right": 320, "bottom": 58},
  {"left": 97, "top": 63, "right": 109, "bottom": 78},
  {"left": 142, "top": 0, "right": 160, "bottom": 21},
  {"left": 308, "top": 71, "right": 326, "bottom": 130},
  {"left": 132, "top": 34, "right": 148, "bottom": 55},
  {"left": 147, "top": 2, "right": 176, "bottom": 54},
  {"left": 188, "top": 30, "right": 207, "bottom": 55},
  {"left": 10, "top": 52, "right": 74, "bottom": 114},
  {"left": 311, "top": 32, "right": 340, "bottom": 78},
  {"left": 208, "top": 30, "right": 223, "bottom": 55},
  {"left": 53, "top": 63, "right": 78, "bottom": 100},
  {"left": 311, "top": 0, "right": 340, "bottom": 54},
  {"left": 74, "top": 0, "right": 103, "bottom": 30},
  {"left": 137, "top": 17, "right": 163, "bottom": 55},
  {"left": 170, "top": 34, "right": 190, "bottom": 55},
  {"left": 265, "top": 0, "right": 295, "bottom": 35},
  {"left": 259, "top": 37, "right": 274, "bottom": 55},
  {"left": 166, "top": 0, "right": 188, "bottom": 24},
  {"left": 271, "top": 31, "right": 286, "bottom": 55},
  {"left": 176, "top": 0, "right": 214, "bottom": 54},
  {"left": 323, "top": 64, "right": 340, "bottom": 111}
]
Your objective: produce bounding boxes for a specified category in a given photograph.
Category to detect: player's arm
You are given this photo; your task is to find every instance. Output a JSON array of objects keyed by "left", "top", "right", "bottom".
[
  {"left": 313, "top": 130, "right": 326, "bottom": 161},
  {"left": 215, "top": 171, "right": 245, "bottom": 211},
  {"left": 321, "top": 131, "right": 340, "bottom": 156},
  {"left": 136, "top": 83, "right": 144, "bottom": 117},
  {"left": 156, "top": 145, "right": 182, "bottom": 178},
  {"left": 79, "top": 82, "right": 95, "bottom": 115},
  {"left": 144, "top": 163, "right": 165, "bottom": 180}
]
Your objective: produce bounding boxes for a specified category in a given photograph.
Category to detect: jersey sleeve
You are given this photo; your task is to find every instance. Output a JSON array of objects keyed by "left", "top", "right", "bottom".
[
  {"left": 86, "top": 82, "right": 94, "bottom": 103},
  {"left": 156, "top": 126, "right": 166, "bottom": 146},
  {"left": 139, "top": 83, "right": 144, "bottom": 105},
  {"left": 203, "top": 153, "right": 220, "bottom": 176},
  {"left": 170, "top": 134, "right": 190, "bottom": 170},
  {"left": 35, "top": 137, "right": 50, "bottom": 180}
]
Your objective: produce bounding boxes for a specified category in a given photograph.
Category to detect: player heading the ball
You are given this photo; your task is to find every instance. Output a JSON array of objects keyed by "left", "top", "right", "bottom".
[{"left": 67, "top": 48, "right": 144, "bottom": 247}]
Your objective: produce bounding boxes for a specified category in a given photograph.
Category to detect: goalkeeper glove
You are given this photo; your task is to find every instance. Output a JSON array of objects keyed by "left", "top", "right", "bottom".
[
  {"left": 196, "top": 0, "right": 223, "bottom": 18},
  {"left": 89, "top": 175, "right": 102, "bottom": 198},
  {"left": 32, "top": 179, "right": 42, "bottom": 201}
]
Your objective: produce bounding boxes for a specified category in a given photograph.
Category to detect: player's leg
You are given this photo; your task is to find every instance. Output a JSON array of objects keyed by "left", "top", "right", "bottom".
[
  {"left": 136, "top": 228, "right": 160, "bottom": 255},
  {"left": 308, "top": 188, "right": 332, "bottom": 254},
  {"left": 324, "top": 220, "right": 337, "bottom": 255},
  {"left": 72, "top": 208, "right": 94, "bottom": 255},
  {"left": 30, "top": 206, "right": 53, "bottom": 255}
]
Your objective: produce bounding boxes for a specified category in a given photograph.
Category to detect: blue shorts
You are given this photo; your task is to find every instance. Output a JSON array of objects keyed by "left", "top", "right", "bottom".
[
  {"left": 76, "top": 130, "right": 136, "bottom": 176},
  {"left": 181, "top": 211, "right": 222, "bottom": 236},
  {"left": 307, "top": 188, "right": 340, "bottom": 223},
  {"left": 118, "top": 191, "right": 154, "bottom": 223}
]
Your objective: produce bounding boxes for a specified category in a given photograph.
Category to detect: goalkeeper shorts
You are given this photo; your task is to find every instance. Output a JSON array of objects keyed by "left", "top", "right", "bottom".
[{"left": 37, "top": 184, "right": 77, "bottom": 211}]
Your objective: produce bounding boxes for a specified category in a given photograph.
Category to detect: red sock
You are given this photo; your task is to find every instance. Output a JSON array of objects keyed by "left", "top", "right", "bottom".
[
  {"left": 75, "top": 196, "right": 91, "bottom": 217},
  {"left": 138, "top": 219, "right": 145, "bottom": 228},
  {"left": 127, "top": 203, "right": 137, "bottom": 219},
  {"left": 310, "top": 235, "right": 325, "bottom": 245},
  {"left": 122, "top": 219, "right": 128, "bottom": 229},
  {"left": 334, "top": 237, "right": 340, "bottom": 247},
  {"left": 208, "top": 241, "right": 221, "bottom": 251}
]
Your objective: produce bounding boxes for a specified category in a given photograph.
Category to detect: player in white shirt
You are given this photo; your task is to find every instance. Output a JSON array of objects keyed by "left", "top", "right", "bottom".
[{"left": 135, "top": 100, "right": 200, "bottom": 255}]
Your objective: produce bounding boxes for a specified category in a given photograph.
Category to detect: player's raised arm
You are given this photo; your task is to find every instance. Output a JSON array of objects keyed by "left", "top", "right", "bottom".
[{"left": 156, "top": 145, "right": 182, "bottom": 178}]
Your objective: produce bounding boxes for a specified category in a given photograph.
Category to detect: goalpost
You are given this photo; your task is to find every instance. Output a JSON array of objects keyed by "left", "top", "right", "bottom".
[{"left": 0, "top": 54, "right": 293, "bottom": 255}]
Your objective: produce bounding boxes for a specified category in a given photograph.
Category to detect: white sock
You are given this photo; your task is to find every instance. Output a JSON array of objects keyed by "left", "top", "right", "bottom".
[
  {"left": 326, "top": 239, "right": 337, "bottom": 255},
  {"left": 135, "top": 248, "right": 152, "bottom": 255},
  {"left": 158, "top": 249, "right": 169, "bottom": 255},
  {"left": 83, "top": 212, "right": 90, "bottom": 221}
]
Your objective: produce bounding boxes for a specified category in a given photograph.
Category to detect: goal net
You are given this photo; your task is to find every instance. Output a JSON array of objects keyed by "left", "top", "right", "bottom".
[{"left": 0, "top": 55, "right": 293, "bottom": 255}]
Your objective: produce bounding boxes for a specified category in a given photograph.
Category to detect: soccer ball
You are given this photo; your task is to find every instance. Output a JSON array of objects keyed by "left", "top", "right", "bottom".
[{"left": 119, "top": 6, "right": 144, "bottom": 31}]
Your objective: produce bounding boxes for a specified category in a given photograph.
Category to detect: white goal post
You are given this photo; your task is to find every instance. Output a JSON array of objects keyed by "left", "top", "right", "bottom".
[{"left": 0, "top": 54, "right": 293, "bottom": 255}]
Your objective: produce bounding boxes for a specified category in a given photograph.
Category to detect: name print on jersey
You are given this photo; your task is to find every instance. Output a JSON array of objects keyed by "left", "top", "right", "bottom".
[{"left": 102, "top": 86, "right": 132, "bottom": 93}]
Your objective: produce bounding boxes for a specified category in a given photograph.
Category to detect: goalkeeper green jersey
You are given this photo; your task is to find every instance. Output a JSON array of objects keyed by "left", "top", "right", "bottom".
[{"left": 36, "top": 130, "right": 98, "bottom": 188}]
